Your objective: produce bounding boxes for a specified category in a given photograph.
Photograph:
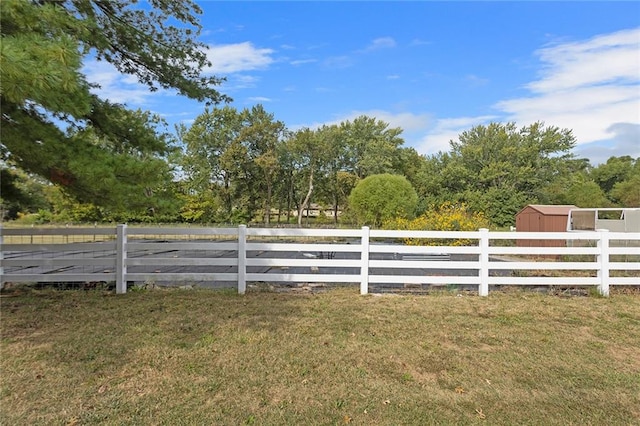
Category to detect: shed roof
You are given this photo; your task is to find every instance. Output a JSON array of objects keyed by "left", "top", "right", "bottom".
[{"left": 517, "top": 205, "right": 578, "bottom": 216}]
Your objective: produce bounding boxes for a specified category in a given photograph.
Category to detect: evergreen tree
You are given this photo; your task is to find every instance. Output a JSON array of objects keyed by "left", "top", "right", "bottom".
[{"left": 1, "top": 0, "right": 226, "bottom": 213}]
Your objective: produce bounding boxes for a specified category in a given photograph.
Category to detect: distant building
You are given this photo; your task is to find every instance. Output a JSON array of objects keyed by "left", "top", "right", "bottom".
[
  {"left": 291, "top": 204, "right": 342, "bottom": 218},
  {"left": 515, "top": 205, "right": 578, "bottom": 247},
  {"left": 567, "top": 208, "right": 640, "bottom": 233}
]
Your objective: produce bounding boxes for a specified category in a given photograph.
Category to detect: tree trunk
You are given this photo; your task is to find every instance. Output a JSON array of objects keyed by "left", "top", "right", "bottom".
[
  {"left": 333, "top": 174, "right": 339, "bottom": 225},
  {"left": 264, "top": 181, "right": 272, "bottom": 225},
  {"left": 224, "top": 176, "right": 232, "bottom": 216},
  {"left": 298, "top": 168, "right": 313, "bottom": 226},
  {"left": 286, "top": 171, "right": 293, "bottom": 223},
  {"left": 277, "top": 194, "right": 283, "bottom": 224}
]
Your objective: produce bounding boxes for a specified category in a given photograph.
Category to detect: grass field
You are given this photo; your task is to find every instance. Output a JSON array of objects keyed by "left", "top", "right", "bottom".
[{"left": 1, "top": 286, "right": 639, "bottom": 425}]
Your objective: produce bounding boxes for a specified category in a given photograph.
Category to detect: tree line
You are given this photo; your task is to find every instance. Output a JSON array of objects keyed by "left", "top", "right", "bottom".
[
  {"left": 1, "top": 0, "right": 637, "bottom": 228},
  {"left": 4, "top": 106, "right": 638, "bottom": 228}
]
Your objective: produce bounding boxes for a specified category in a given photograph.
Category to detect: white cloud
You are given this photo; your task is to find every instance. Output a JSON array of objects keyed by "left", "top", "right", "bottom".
[
  {"left": 496, "top": 27, "right": 640, "bottom": 148},
  {"left": 247, "top": 96, "right": 272, "bottom": 103},
  {"left": 204, "top": 42, "right": 274, "bottom": 74},
  {"left": 84, "top": 43, "right": 275, "bottom": 103},
  {"left": 387, "top": 74, "right": 400, "bottom": 80},
  {"left": 364, "top": 37, "right": 397, "bottom": 51},
  {"left": 223, "top": 74, "right": 261, "bottom": 91},
  {"left": 294, "top": 110, "right": 432, "bottom": 142},
  {"left": 295, "top": 110, "right": 508, "bottom": 158},
  {"left": 290, "top": 58, "right": 317, "bottom": 66},
  {"left": 496, "top": 85, "right": 638, "bottom": 143},
  {"left": 323, "top": 55, "right": 354, "bottom": 69},
  {"left": 179, "top": 118, "right": 195, "bottom": 126},
  {"left": 465, "top": 74, "right": 489, "bottom": 87},
  {"left": 157, "top": 111, "right": 196, "bottom": 118},
  {"left": 338, "top": 110, "right": 430, "bottom": 133},
  {"left": 418, "top": 27, "right": 640, "bottom": 161},
  {"left": 82, "top": 59, "right": 153, "bottom": 105},
  {"left": 528, "top": 28, "right": 639, "bottom": 93},
  {"left": 576, "top": 123, "right": 640, "bottom": 164}
]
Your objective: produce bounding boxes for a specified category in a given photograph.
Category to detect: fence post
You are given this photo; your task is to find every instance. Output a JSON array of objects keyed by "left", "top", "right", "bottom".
[
  {"left": 116, "top": 224, "right": 127, "bottom": 294},
  {"left": 360, "top": 226, "right": 370, "bottom": 295},
  {"left": 597, "top": 229, "right": 610, "bottom": 297},
  {"left": 238, "top": 225, "right": 247, "bottom": 295},
  {"left": 479, "top": 228, "right": 489, "bottom": 296}
]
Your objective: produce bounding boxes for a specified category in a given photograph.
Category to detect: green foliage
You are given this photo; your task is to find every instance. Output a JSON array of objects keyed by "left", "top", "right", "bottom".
[
  {"left": 2, "top": 0, "right": 634, "bottom": 225},
  {"left": 310, "top": 125, "right": 350, "bottom": 224},
  {"left": 461, "top": 187, "right": 530, "bottom": 228},
  {"left": 178, "top": 111, "right": 408, "bottom": 228},
  {"left": 17, "top": 183, "right": 181, "bottom": 225},
  {"left": 590, "top": 156, "right": 635, "bottom": 194},
  {"left": 179, "top": 193, "right": 220, "bottom": 224},
  {"left": 0, "top": 168, "right": 51, "bottom": 220},
  {"left": 417, "top": 122, "right": 580, "bottom": 227},
  {"left": 0, "top": 0, "right": 92, "bottom": 115},
  {"left": 240, "top": 105, "right": 287, "bottom": 224},
  {"left": 178, "top": 106, "right": 245, "bottom": 218},
  {"left": 348, "top": 174, "right": 418, "bottom": 227},
  {"left": 1, "top": 0, "right": 223, "bottom": 215},
  {"left": 177, "top": 106, "right": 287, "bottom": 224},
  {"left": 543, "top": 156, "right": 640, "bottom": 208},
  {"left": 611, "top": 174, "right": 640, "bottom": 207},
  {"left": 591, "top": 156, "right": 640, "bottom": 207},
  {"left": 562, "top": 180, "right": 611, "bottom": 208},
  {"left": 338, "top": 116, "right": 405, "bottom": 178}
]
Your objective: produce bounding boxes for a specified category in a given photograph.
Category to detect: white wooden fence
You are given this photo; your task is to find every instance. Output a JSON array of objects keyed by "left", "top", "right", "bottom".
[{"left": 1, "top": 225, "right": 639, "bottom": 296}]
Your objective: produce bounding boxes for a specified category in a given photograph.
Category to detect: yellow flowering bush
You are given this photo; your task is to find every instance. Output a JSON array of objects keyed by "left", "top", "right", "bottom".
[{"left": 383, "top": 202, "right": 490, "bottom": 246}]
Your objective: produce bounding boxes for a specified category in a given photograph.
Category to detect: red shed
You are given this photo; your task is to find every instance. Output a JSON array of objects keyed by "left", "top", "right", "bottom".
[{"left": 515, "top": 205, "right": 577, "bottom": 247}]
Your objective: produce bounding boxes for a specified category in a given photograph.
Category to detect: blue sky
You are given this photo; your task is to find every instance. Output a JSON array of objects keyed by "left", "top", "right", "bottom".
[{"left": 84, "top": 1, "right": 640, "bottom": 165}]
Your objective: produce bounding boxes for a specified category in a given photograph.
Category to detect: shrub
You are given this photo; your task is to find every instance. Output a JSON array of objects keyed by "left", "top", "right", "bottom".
[
  {"left": 348, "top": 174, "right": 418, "bottom": 227},
  {"left": 383, "top": 202, "right": 490, "bottom": 245}
]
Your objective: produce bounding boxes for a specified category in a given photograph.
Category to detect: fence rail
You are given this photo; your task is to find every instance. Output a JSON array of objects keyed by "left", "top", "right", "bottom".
[{"left": 1, "top": 225, "right": 639, "bottom": 296}]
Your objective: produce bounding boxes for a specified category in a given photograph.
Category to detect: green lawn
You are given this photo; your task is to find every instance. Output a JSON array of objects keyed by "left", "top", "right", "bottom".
[{"left": 1, "top": 286, "right": 639, "bottom": 425}]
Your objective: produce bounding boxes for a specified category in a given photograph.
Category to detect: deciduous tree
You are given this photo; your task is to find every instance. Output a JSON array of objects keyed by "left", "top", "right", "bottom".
[
  {"left": 590, "top": 156, "right": 636, "bottom": 195},
  {"left": 177, "top": 107, "right": 244, "bottom": 221},
  {"left": 240, "top": 105, "right": 287, "bottom": 224},
  {"left": 421, "top": 122, "right": 579, "bottom": 227}
]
